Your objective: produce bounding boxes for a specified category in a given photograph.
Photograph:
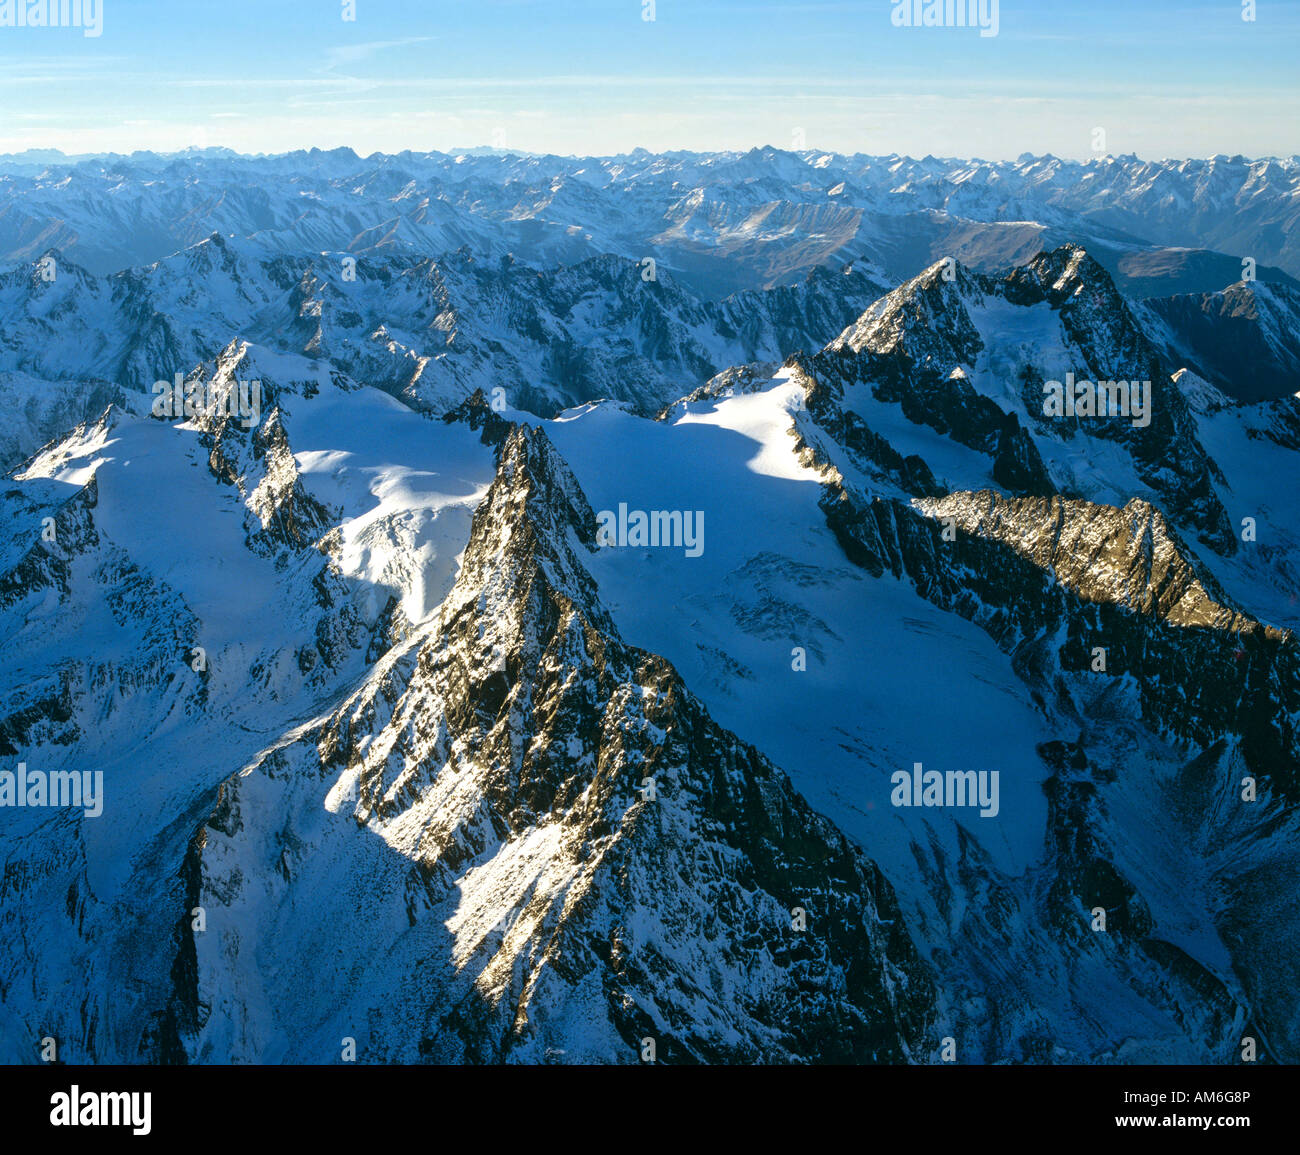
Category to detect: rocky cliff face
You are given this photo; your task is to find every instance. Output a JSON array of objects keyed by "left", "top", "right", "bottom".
[
  {"left": 1140, "top": 280, "right": 1300, "bottom": 403},
  {"left": 166, "top": 425, "right": 936, "bottom": 1063},
  {"left": 806, "top": 247, "right": 1235, "bottom": 553}
]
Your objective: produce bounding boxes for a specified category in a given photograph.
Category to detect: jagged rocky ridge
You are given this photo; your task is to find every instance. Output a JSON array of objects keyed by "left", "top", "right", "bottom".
[
  {"left": 804, "top": 246, "right": 1236, "bottom": 553},
  {"left": 158, "top": 425, "right": 937, "bottom": 1063}
]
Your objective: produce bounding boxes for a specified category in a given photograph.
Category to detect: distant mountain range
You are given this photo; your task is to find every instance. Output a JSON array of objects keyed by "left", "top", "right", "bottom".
[{"left": 2, "top": 148, "right": 1299, "bottom": 297}]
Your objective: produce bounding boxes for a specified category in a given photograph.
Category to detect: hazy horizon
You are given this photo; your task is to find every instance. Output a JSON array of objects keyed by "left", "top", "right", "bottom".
[
  {"left": 0, "top": 0, "right": 1295, "bottom": 159},
  {"left": 1, "top": 144, "right": 1296, "bottom": 165}
]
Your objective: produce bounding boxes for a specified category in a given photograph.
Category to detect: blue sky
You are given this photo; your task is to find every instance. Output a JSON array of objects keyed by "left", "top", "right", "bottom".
[{"left": 0, "top": 0, "right": 1295, "bottom": 158}]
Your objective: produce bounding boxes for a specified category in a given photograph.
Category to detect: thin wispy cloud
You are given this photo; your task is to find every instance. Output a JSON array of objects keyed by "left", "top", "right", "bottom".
[{"left": 0, "top": 0, "right": 1292, "bottom": 157}]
